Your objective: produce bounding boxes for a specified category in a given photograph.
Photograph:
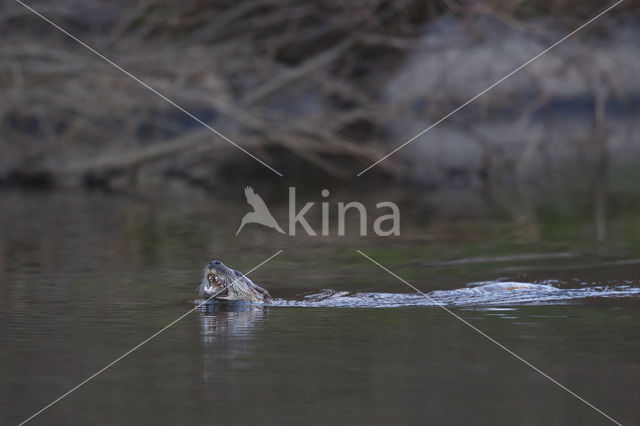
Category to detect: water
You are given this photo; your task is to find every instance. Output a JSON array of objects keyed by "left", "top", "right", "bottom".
[
  {"left": 270, "top": 282, "right": 640, "bottom": 308},
  {"left": 1, "top": 189, "right": 639, "bottom": 425}
]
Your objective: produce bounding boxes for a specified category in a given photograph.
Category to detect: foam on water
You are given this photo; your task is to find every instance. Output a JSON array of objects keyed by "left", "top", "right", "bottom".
[{"left": 270, "top": 282, "right": 640, "bottom": 308}]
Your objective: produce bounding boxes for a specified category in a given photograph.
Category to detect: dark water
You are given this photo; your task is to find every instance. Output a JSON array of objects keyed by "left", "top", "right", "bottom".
[{"left": 1, "top": 189, "right": 639, "bottom": 425}]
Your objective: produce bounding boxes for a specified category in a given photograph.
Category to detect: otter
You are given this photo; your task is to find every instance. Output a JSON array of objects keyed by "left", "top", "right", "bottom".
[{"left": 198, "top": 260, "right": 272, "bottom": 304}]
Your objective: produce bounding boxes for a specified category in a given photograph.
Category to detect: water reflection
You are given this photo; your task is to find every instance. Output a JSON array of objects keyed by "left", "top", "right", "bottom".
[
  {"left": 199, "top": 302, "right": 268, "bottom": 342},
  {"left": 198, "top": 302, "right": 268, "bottom": 382}
]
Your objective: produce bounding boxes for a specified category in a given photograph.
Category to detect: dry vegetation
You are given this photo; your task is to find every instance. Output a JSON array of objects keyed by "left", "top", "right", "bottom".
[{"left": 0, "top": 0, "right": 636, "bottom": 189}]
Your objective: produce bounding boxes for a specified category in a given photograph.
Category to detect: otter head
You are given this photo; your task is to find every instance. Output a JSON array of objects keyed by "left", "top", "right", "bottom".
[
  {"left": 199, "top": 260, "right": 236, "bottom": 299},
  {"left": 198, "top": 260, "right": 272, "bottom": 304}
]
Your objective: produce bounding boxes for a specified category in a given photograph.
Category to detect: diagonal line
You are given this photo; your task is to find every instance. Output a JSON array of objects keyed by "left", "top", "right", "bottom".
[
  {"left": 17, "top": 250, "right": 284, "bottom": 426},
  {"left": 357, "top": 0, "right": 623, "bottom": 176},
  {"left": 356, "top": 249, "right": 622, "bottom": 426},
  {"left": 15, "top": 0, "right": 284, "bottom": 177}
]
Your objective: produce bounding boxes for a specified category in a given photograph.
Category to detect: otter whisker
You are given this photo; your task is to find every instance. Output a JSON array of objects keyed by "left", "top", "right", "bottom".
[{"left": 197, "top": 276, "right": 209, "bottom": 297}]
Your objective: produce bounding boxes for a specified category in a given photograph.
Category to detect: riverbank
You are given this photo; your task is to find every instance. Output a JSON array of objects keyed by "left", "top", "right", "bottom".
[{"left": 1, "top": 1, "right": 637, "bottom": 190}]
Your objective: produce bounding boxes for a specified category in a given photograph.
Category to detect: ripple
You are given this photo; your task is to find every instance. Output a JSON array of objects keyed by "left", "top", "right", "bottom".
[{"left": 269, "top": 282, "right": 640, "bottom": 308}]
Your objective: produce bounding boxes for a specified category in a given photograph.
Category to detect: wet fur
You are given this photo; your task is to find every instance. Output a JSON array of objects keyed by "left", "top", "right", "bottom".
[{"left": 198, "top": 261, "right": 272, "bottom": 304}]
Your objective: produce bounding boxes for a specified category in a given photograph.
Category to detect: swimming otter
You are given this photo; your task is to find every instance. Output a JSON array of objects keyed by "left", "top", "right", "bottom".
[{"left": 198, "top": 260, "right": 272, "bottom": 304}]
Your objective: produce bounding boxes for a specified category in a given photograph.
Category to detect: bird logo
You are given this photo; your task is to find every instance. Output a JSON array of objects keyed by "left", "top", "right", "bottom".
[{"left": 236, "top": 186, "right": 285, "bottom": 235}]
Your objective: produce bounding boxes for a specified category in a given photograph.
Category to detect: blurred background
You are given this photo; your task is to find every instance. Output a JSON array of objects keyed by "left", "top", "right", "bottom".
[
  {"left": 1, "top": 0, "right": 638, "bottom": 191},
  {"left": 1, "top": 0, "right": 639, "bottom": 254}
]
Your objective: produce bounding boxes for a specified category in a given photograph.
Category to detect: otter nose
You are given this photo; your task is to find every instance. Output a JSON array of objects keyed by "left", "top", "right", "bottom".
[{"left": 209, "top": 260, "right": 222, "bottom": 267}]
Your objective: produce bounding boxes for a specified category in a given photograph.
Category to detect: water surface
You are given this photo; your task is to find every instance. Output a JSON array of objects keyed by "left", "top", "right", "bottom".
[{"left": 1, "top": 189, "right": 639, "bottom": 425}]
